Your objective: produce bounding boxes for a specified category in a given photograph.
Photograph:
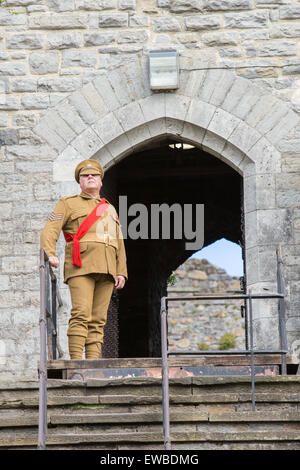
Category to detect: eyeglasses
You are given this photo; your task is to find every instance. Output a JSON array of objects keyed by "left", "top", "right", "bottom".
[{"left": 80, "top": 174, "right": 101, "bottom": 178}]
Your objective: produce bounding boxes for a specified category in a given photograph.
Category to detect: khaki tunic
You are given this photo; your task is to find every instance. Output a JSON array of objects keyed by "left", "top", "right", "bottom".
[{"left": 40, "top": 192, "right": 127, "bottom": 284}]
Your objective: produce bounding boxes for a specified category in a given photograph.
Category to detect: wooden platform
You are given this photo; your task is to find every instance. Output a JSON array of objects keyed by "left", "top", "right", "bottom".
[{"left": 46, "top": 355, "right": 295, "bottom": 380}]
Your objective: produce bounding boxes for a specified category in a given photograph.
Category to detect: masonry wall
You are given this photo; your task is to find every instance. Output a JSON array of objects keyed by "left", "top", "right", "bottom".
[{"left": 1, "top": 0, "right": 300, "bottom": 380}]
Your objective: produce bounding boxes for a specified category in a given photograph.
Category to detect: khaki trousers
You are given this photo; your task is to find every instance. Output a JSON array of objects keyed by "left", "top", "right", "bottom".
[{"left": 67, "top": 273, "right": 114, "bottom": 359}]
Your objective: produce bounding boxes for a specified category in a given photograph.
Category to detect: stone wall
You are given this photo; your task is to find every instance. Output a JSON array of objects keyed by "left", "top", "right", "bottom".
[
  {"left": 2, "top": 0, "right": 300, "bottom": 130},
  {"left": 167, "top": 258, "right": 246, "bottom": 352},
  {"left": 0, "top": 0, "right": 300, "bottom": 381}
]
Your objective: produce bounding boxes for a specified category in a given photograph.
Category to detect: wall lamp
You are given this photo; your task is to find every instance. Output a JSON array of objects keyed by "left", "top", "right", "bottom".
[{"left": 149, "top": 51, "right": 180, "bottom": 91}]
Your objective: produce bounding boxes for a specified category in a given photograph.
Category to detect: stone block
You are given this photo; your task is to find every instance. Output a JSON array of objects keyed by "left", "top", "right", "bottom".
[
  {"left": 165, "top": 93, "right": 191, "bottom": 121},
  {"left": 29, "top": 52, "right": 59, "bottom": 74},
  {"left": 81, "top": 82, "right": 108, "bottom": 118},
  {"left": 2, "top": 256, "right": 39, "bottom": 275},
  {"left": 257, "top": 209, "right": 293, "bottom": 245},
  {"left": 266, "top": 109, "right": 299, "bottom": 146},
  {"left": 224, "top": 11, "right": 268, "bottom": 28},
  {"left": 185, "top": 15, "right": 222, "bottom": 30},
  {"left": 185, "top": 99, "right": 216, "bottom": 130},
  {"left": 152, "top": 17, "right": 181, "bottom": 32},
  {"left": 282, "top": 154, "right": 300, "bottom": 173},
  {"left": 21, "top": 94, "right": 50, "bottom": 110},
  {"left": 98, "top": 13, "right": 128, "bottom": 27},
  {"left": 122, "top": 62, "right": 148, "bottom": 100},
  {"left": 257, "top": 41, "right": 296, "bottom": 57},
  {"left": 129, "top": 15, "right": 149, "bottom": 27},
  {"left": 280, "top": 5, "right": 300, "bottom": 19},
  {"left": 93, "top": 74, "right": 120, "bottom": 111},
  {"left": 68, "top": 90, "right": 98, "bottom": 125},
  {"left": 47, "top": 0, "right": 75, "bottom": 11},
  {"left": 139, "top": 93, "right": 165, "bottom": 123},
  {"left": 107, "top": 68, "right": 132, "bottom": 106},
  {"left": 12, "top": 113, "right": 38, "bottom": 128},
  {"left": 106, "top": 132, "right": 131, "bottom": 159},
  {"left": 202, "top": 31, "right": 239, "bottom": 46},
  {"left": 114, "top": 101, "right": 145, "bottom": 132},
  {"left": 6, "top": 143, "right": 56, "bottom": 161},
  {"left": 202, "top": 130, "right": 226, "bottom": 158},
  {"left": 29, "top": 14, "right": 88, "bottom": 29},
  {"left": 282, "top": 58, "right": 300, "bottom": 75},
  {"left": 0, "top": 114, "right": 8, "bottom": 127},
  {"left": 5, "top": 0, "right": 43, "bottom": 4},
  {"left": 34, "top": 118, "right": 66, "bottom": 152},
  {"left": 37, "top": 77, "right": 81, "bottom": 92},
  {"left": 77, "top": 0, "right": 117, "bottom": 10},
  {"left": 84, "top": 32, "right": 115, "bottom": 46},
  {"left": 271, "top": 23, "right": 300, "bottom": 39},
  {"left": 0, "top": 95, "right": 19, "bottom": 111},
  {"left": 248, "top": 137, "right": 281, "bottom": 174},
  {"left": 221, "top": 76, "right": 250, "bottom": 115},
  {"left": 208, "top": 108, "right": 240, "bottom": 140},
  {"left": 0, "top": 275, "right": 9, "bottom": 291},
  {"left": 204, "top": 0, "right": 254, "bottom": 10},
  {"left": 6, "top": 33, "right": 43, "bottom": 50},
  {"left": 71, "top": 127, "right": 103, "bottom": 159},
  {"left": 92, "top": 112, "right": 124, "bottom": 144},
  {"left": 169, "top": 0, "right": 202, "bottom": 13},
  {"left": 46, "top": 32, "right": 82, "bottom": 49},
  {"left": 119, "top": 0, "right": 136, "bottom": 9},
  {"left": 244, "top": 174, "right": 276, "bottom": 212},
  {"left": 45, "top": 109, "right": 77, "bottom": 143},
  {"left": 12, "top": 79, "right": 37, "bottom": 92},
  {"left": 0, "top": 62, "right": 26, "bottom": 76},
  {"left": 256, "top": 100, "right": 291, "bottom": 136},
  {"left": 62, "top": 50, "right": 98, "bottom": 68},
  {"left": 245, "top": 93, "right": 277, "bottom": 129},
  {"left": 0, "top": 9, "right": 26, "bottom": 26},
  {"left": 53, "top": 145, "right": 82, "bottom": 182},
  {"left": 228, "top": 121, "right": 261, "bottom": 154},
  {"left": 0, "top": 78, "right": 9, "bottom": 94},
  {"left": 0, "top": 129, "right": 19, "bottom": 145},
  {"left": 117, "top": 30, "right": 148, "bottom": 43}
]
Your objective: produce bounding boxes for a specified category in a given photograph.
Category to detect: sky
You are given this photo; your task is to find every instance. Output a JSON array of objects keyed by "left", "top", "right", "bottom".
[{"left": 190, "top": 238, "right": 244, "bottom": 278}]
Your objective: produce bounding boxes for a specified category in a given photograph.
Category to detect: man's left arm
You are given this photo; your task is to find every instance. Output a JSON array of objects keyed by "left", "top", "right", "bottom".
[{"left": 115, "top": 218, "right": 128, "bottom": 289}]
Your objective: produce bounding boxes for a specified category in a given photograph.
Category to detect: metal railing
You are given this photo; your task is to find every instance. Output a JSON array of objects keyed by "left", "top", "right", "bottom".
[
  {"left": 38, "top": 248, "right": 63, "bottom": 450},
  {"left": 160, "top": 245, "right": 288, "bottom": 450}
]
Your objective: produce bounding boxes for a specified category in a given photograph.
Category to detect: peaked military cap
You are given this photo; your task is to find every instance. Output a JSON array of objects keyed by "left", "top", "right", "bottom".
[{"left": 75, "top": 159, "right": 104, "bottom": 183}]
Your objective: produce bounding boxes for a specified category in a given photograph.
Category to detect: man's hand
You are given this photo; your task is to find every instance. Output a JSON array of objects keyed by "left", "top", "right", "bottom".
[
  {"left": 115, "top": 275, "right": 125, "bottom": 289},
  {"left": 49, "top": 256, "right": 59, "bottom": 268}
]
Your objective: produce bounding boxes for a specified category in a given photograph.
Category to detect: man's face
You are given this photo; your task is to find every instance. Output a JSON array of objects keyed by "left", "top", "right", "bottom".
[{"left": 79, "top": 174, "right": 102, "bottom": 193}]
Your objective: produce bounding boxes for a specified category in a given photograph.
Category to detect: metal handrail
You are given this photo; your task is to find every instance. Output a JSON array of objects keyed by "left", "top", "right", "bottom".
[
  {"left": 38, "top": 249, "right": 63, "bottom": 450},
  {"left": 160, "top": 245, "right": 288, "bottom": 450}
]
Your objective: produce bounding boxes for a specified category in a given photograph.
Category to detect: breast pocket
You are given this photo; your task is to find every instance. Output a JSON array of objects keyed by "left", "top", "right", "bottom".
[{"left": 70, "top": 210, "right": 89, "bottom": 231}]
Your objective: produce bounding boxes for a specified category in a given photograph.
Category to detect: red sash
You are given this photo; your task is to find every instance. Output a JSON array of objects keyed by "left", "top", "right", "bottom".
[{"left": 63, "top": 198, "right": 109, "bottom": 267}]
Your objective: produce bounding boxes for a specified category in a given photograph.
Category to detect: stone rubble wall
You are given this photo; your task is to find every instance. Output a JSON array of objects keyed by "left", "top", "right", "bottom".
[
  {"left": 167, "top": 258, "right": 246, "bottom": 352},
  {"left": 0, "top": 1, "right": 299, "bottom": 380}
]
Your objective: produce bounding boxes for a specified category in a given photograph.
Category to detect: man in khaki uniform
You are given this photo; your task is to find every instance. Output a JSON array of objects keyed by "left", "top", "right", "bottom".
[{"left": 40, "top": 159, "right": 127, "bottom": 360}]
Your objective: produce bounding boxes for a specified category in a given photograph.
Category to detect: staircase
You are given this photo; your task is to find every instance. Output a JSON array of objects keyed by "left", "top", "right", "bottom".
[{"left": 1, "top": 373, "right": 300, "bottom": 450}]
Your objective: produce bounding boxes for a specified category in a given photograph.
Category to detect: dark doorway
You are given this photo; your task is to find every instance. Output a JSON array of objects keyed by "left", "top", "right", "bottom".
[{"left": 102, "top": 139, "right": 243, "bottom": 358}]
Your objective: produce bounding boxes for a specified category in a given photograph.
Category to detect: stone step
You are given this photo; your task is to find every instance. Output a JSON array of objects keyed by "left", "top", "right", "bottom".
[
  {"left": 0, "top": 375, "right": 299, "bottom": 450},
  {"left": 1, "top": 409, "right": 299, "bottom": 430},
  {"left": 1, "top": 391, "right": 300, "bottom": 409},
  {"left": 1, "top": 430, "right": 300, "bottom": 449},
  {"left": 1, "top": 376, "right": 300, "bottom": 398}
]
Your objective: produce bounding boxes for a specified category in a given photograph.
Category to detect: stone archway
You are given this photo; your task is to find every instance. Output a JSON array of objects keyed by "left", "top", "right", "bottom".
[{"left": 32, "top": 62, "right": 300, "bottom": 353}]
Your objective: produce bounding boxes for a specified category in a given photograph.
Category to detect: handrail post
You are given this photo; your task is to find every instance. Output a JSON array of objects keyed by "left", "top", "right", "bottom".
[
  {"left": 277, "top": 244, "right": 288, "bottom": 375},
  {"left": 51, "top": 276, "right": 57, "bottom": 360},
  {"left": 248, "top": 291, "right": 256, "bottom": 412},
  {"left": 161, "top": 296, "right": 171, "bottom": 450},
  {"left": 38, "top": 249, "right": 47, "bottom": 450}
]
